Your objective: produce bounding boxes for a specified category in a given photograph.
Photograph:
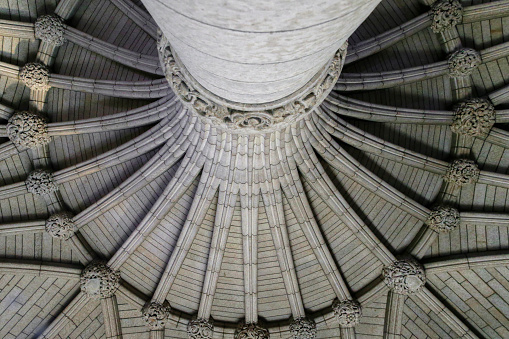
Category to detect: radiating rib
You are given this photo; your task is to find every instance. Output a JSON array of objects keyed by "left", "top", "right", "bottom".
[
  {"left": 463, "top": 0, "right": 509, "bottom": 23},
  {"left": 0, "top": 220, "right": 46, "bottom": 236},
  {"left": 317, "top": 108, "right": 449, "bottom": 174},
  {"left": 383, "top": 291, "right": 405, "bottom": 339},
  {"left": 273, "top": 129, "right": 352, "bottom": 300},
  {"left": 306, "top": 113, "right": 430, "bottom": 220},
  {"left": 424, "top": 250, "right": 509, "bottom": 275},
  {"left": 109, "top": 0, "right": 158, "bottom": 39},
  {"left": 489, "top": 82, "right": 509, "bottom": 106},
  {"left": 346, "top": 13, "right": 431, "bottom": 64},
  {"left": 323, "top": 92, "right": 453, "bottom": 124},
  {"left": 293, "top": 119, "right": 395, "bottom": 264},
  {"left": 477, "top": 170, "right": 509, "bottom": 189},
  {"left": 0, "top": 19, "right": 34, "bottom": 39},
  {"left": 485, "top": 127, "right": 509, "bottom": 149},
  {"left": 55, "top": 0, "right": 83, "bottom": 20},
  {"left": 101, "top": 296, "right": 123, "bottom": 339},
  {"left": 0, "top": 181, "right": 28, "bottom": 200},
  {"left": 0, "top": 61, "right": 20, "bottom": 78},
  {"left": 49, "top": 76, "right": 170, "bottom": 98},
  {"left": 460, "top": 212, "right": 509, "bottom": 226},
  {"left": 0, "top": 259, "right": 82, "bottom": 279},
  {"left": 0, "top": 102, "right": 14, "bottom": 120},
  {"left": 64, "top": 26, "right": 162, "bottom": 75},
  {"left": 151, "top": 128, "right": 225, "bottom": 302},
  {"left": 495, "top": 109, "right": 509, "bottom": 123},
  {"left": 0, "top": 141, "right": 18, "bottom": 162}
]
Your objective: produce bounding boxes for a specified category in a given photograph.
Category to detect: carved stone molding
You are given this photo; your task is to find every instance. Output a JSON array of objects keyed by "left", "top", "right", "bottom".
[
  {"left": 141, "top": 302, "right": 170, "bottom": 330},
  {"left": 187, "top": 318, "right": 214, "bottom": 339},
  {"left": 25, "top": 169, "right": 58, "bottom": 196},
  {"left": 19, "top": 62, "right": 50, "bottom": 91},
  {"left": 451, "top": 98, "right": 495, "bottom": 137},
  {"left": 332, "top": 299, "right": 362, "bottom": 328},
  {"left": 80, "top": 261, "right": 120, "bottom": 299},
  {"left": 7, "top": 111, "right": 50, "bottom": 149},
  {"left": 289, "top": 317, "right": 317, "bottom": 339},
  {"left": 34, "top": 14, "right": 66, "bottom": 46},
  {"left": 430, "top": 0, "right": 463, "bottom": 33},
  {"left": 45, "top": 211, "right": 76, "bottom": 240},
  {"left": 234, "top": 323, "right": 270, "bottom": 339},
  {"left": 426, "top": 205, "right": 460, "bottom": 233},
  {"left": 448, "top": 48, "right": 481, "bottom": 78},
  {"left": 158, "top": 31, "right": 347, "bottom": 132},
  {"left": 382, "top": 259, "right": 426, "bottom": 295},
  {"left": 443, "top": 159, "right": 480, "bottom": 186}
]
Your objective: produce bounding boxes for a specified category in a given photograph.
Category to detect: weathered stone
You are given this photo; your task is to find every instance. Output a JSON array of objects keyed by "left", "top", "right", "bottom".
[
  {"left": 332, "top": 299, "right": 362, "bottom": 327},
  {"left": 448, "top": 48, "right": 481, "bottom": 78},
  {"left": 426, "top": 205, "right": 460, "bottom": 233},
  {"left": 45, "top": 212, "right": 76, "bottom": 240},
  {"left": 7, "top": 111, "right": 50, "bottom": 149},
  {"left": 289, "top": 318, "right": 316, "bottom": 339},
  {"left": 383, "top": 259, "right": 426, "bottom": 295},
  {"left": 142, "top": 302, "right": 170, "bottom": 330},
  {"left": 80, "top": 261, "right": 120, "bottom": 299},
  {"left": 430, "top": 0, "right": 463, "bottom": 33},
  {"left": 187, "top": 318, "right": 213, "bottom": 339},
  {"left": 34, "top": 14, "right": 66, "bottom": 46},
  {"left": 451, "top": 98, "right": 495, "bottom": 137},
  {"left": 443, "top": 159, "right": 480, "bottom": 186},
  {"left": 25, "top": 169, "right": 58, "bottom": 196},
  {"left": 19, "top": 62, "right": 50, "bottom": 90},
  {"left": 234, "top": 323, "right": 269, "bottom": 339}
]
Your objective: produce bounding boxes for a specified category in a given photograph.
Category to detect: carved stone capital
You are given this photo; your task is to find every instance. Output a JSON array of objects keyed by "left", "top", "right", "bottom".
[
  {"left": 332, "top": 299, "right": 362, "bottom": 328},
  {"left": 234, "top": 323, "right": 269, "bottom": 339},
  {"left": 80, "top": 261, "right": 120, "bottom": 299},
  {"left": 7, "top": 111, "right": 50, "bottom": 149},
  {"left": 19, "top": 62, "right": 50, "bottom": 91},
  {"left": 430, "top": 0, "right": 463, "bottom": 33},
  {"left": 426, "top": 205, "right": 460, "bottom": 233},
  {"left": 383, "top": 259, "right": 426, "bottom": 295},
  {"left": 448, "top": 48, "right": 481, "bottom": 78},
  {"left": 187, "top": 318, "right": 214, "bottom": 339},
  {"left": 35, "top": 14, "right": 66, "bottom": 46},
  {"left": 289, "top": 317, "right": 316, "bottom": 339},
  {"left": 25, "top": 169, "right": 58, "bottom": 196},
  {"left": 141, "top": 302, "right": 170, "bottom": 330},
  {"left": 45, "top": 212, "right": 76, "bottom": 240},
  {"left": 443, "top": 159, "right": 480, "bottom": 186},
  {"left": 451, "top": 98, "right": 495, "bottom": 137},
  {"left": 158, "top": 31, "right": 347, "bottom": 132}
]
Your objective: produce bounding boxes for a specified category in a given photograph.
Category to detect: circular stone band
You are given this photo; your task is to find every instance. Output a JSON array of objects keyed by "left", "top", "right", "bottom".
[{"left": 158, "top": 31, "right": 348, "bottom": 133}]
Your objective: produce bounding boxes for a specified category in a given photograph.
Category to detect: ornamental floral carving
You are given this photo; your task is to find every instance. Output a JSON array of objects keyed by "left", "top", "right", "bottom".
[
  {"left": 234, "top": 323, "right": 270, "bottom": 339},
  {"left": 451, "top": 98, "right": 495, "bottom": 137},
  {"left": 332, "top": 299, "right": 362, "bottom": 327},
  {"left": 443, "top": 159, "right": 480, "bottom": 186},
  {"left": 426, "top": 205, "right": 460, "bottom": 233},
  {"left": 430, "top": 0, "right": 463, "bottom": 33},
  {"left": 80, "top": 261, "right": 120, "bottom": 299},
  {"left": 19, "top": 62, "right": 50, "bottom": 91},
  {"left": 158, "top": 31, "right": 347, "bottom": 131},
  {"left": 382, "top": 259, "right": 426, "bottom": 295},
  {"left": 187, "top": 318, "right": 213, "bottom": 339},
  {"left": 289, "top": 317, "right": 316, "bottom": 338},
  {"left": 34, "top": 14, "right": 66, "bottom": 46},
  {"left": 448, "top": 48, "right": 481, "bottom": 78},
  {"left": 45, "top": 212, "right": 76, "bottom": 240},
  {"left": 25, "top": 169, "right": 58, "bottom": 196},
  {"left": 141, "top": 302, "right": 170, "bottom": 330},
  {"left": 7, "top": 111, "right": 50, "bottom": 149}
]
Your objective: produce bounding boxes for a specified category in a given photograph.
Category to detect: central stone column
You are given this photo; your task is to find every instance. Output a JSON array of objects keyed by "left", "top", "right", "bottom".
[{"left": 142, "top": 0, "right": 381, "bottom": 130}]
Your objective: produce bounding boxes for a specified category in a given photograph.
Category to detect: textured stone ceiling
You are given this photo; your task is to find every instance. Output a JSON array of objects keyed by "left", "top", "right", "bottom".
[{"left": 1, "top": 0, "right": 509, "bottom": 338}]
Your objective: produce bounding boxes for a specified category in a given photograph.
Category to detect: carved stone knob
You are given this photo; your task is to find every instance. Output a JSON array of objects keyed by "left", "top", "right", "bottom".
[
  {"left": 45, "top": 212, "right": 75, "bottom": 240},
  {"left": 7, "top": 111, "right": 50, "bottom": 149},
  {"left": 289, "top": 317, "right": 316, "bottom": 339},
  {"left": 426, "top": 205, "right": 460, "bottom": 233},
  {"left": 187, "top": 318, "right": 214, "bottom": 339},
  {"left": 382, "top": 259, "right": 426, "bottom": 295},
  {"left": 448, "top": 48, "right": 481, "bottom": 78},
  {"left": 234, "top": 323, "right": 270, "bottom": 339},
  {"left": 451, "top": 98, "right": 495, "bottom": 137},
  {"left": 332, "top": 299, "right": 362, "bottom": 328},
  {"left": 430, "top": 0, "right": 463, "bottom": 33},
  {"left": 19, "top": 62, "right": 50, "bottom": 91},
  {"left": 25, "top": 169, "right": 58, "bottom": 196},
  {"left": 80, "top": 261, "right": 120, "bottom": 299},
  {"left": 34, "top": 14, "right": 66, "bottom": 46},
  {"left": 142, "top": 302, "right": 171, "bottom": 330},
  {"left": 443, "top": 159, "right": 480, "bottom": 186}
]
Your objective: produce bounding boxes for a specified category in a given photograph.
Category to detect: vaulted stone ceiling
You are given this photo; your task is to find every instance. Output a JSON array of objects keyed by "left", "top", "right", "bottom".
[{"left": 1, "top": 0, "right": 509, "bottom": 338}]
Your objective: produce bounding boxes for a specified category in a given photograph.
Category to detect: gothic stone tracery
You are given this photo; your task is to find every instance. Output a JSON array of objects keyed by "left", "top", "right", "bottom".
[
  {"left": 19, "top": 62, "right": 50, "bottom": 91},
  {"left": 332, "top": 299, "right": 362, "bottom": 328},
  {"left": 234, "top": 323, "right": 270, "bottom": 339},
  {"left": 141, "top": 302, "right": 171, "bottom": 330},
  {"left": 289, "top": 317, "right": 317, "bottom": 339},
  {"left": 430, "top": 0, "right": 463, "bottom": 33},
  {"left": 45, "top": 212, "right": 76, "bottom": 240},
  {"left": 80, "top": 261, "right": 120, "bottom": 299},
  {"left": 451, "top": 98, "right": 495, "bottom": 137},
  {"left": 448, "top": 48, "right": 481, "bottom": 78},
  {"left": 7, "top": 111, "right": 50, "bottom": 149},
  {"left": 382, "top": 259, "right": 426, "bottom": 295},
  {"left": 187, "top": 318, "right": 214, "bottom": 339},
  {"left": 34, "top": 14, "right": 66, "bottom": 46},
  {"left": 443, "top": 159, "right": 480, "bottom": 186},
  {"left": 25, "top": 169, "right": 58, "bottom": 196},
  {"left": 426, "top": 205, "right": 460, "bottom": 233}
]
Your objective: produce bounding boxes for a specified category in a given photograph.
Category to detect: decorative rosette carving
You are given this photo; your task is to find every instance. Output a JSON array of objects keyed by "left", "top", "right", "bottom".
[
  {"left": 25, "top": 169, "right": 58, "bottom": 196},
  {"left": 426, "top": 205, "right": 460, "bottom": 233},
  {"left": 234, "top": 323, "right": 270, "bottom": 339},
  {"left": 443, "top": 159, "right": 480, "bottom": 186},
  {"left": 7, "top": 111, "right": 50, "bottom": 149},
  {"left": 451, "top": 98, "right": 495, "bottom": 137},
  {"left": 80, "top": 261, "right": 120, "bottom": 299},
  {"left": 19, "top": 62, "right": 50, "bottom": 91},
  {"left": 430, "top": 0, "right": 463, "bottom": 33},
  {"left": 448, "top": 48, "right": 481, "bottom": 78},
  {"left": 141, "top": 302, "right": 170, "bottom": 330},
  {"left": 34, "top": 14, "right": 66, "bottom": 46},
  {"left": 45, "top": 212, "right": 76, "bottom": 240},
  {"left": 382, "top": 259, "right": 426, "bottom": 295},
  {"left": 332, "top": 299, "right": 362, "bottom": 327},
  {"left": 158, "top": 31, "right": 347, "bottom": 131},
  {"left": 187, "top": 318, "right": 214, "bottom": 339},
  {"left": 289, "top": 317, "right": 316, "bottom": 338}
]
